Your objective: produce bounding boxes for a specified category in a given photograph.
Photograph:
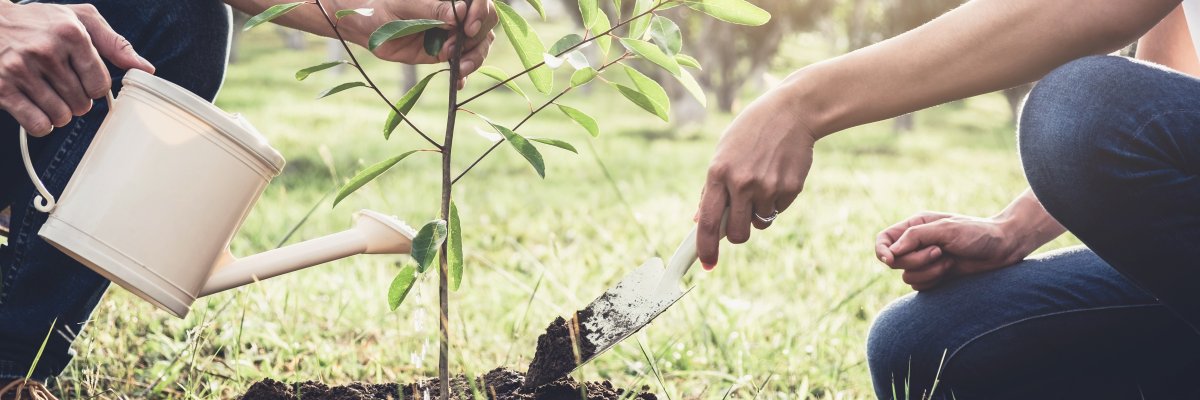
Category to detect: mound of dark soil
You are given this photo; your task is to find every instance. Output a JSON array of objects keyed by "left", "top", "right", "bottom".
[
  {"left": 524, "top": 307, "right": 599, "bottom": 388},
  {"left": 239, "top": 367, "right": 655, "bottom": 400}
]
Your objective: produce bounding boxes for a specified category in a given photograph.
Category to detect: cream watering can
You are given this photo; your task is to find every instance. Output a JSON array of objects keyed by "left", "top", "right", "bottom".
[{"left": 17, "top": 69, "right": 417, "bottom": 318}]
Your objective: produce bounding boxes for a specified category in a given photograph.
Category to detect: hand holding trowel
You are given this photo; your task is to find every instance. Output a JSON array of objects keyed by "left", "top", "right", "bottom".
[{"left": 523, "top": 212, "right": 727, "bottom": 388}]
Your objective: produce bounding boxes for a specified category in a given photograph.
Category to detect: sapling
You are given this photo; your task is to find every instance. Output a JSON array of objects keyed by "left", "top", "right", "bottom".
[{"left": 244, "top": 0, "right": 769, "bottom": 397}]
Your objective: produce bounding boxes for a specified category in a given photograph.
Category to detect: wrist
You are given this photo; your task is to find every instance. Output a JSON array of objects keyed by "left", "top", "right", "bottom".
[
  {"left": 992, "top": 213, "right": 1040, "bottom": 259},
  {"left": 778, "top": 63, "right": 839, "bottom": 141}
]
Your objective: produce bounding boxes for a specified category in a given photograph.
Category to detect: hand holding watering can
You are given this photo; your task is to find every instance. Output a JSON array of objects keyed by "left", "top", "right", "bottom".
[{"left": 18, "top": 70, "right": 416, "bottom": 318}]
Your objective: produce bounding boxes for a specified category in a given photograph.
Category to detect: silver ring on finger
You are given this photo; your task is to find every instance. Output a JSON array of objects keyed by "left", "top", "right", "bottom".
[{"left": 754, "top": 209, "right": 779, "bottom": 223}]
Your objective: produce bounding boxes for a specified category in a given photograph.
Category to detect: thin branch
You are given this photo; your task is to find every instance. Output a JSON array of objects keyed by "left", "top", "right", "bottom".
[
  {"left": 451, "top": 54, "right": 629, "bottom": 185},
  {"left": 455, "top": 0, "right": 670, "bottom": 107},
  {"left": 313, "top": 0, "right": 443, "bottom": 150}
]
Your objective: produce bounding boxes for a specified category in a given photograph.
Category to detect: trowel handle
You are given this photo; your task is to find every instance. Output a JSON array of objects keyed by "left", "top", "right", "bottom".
[
  {"left": 19, "top": 92, "right": 115, "bottom": 213},
  {"left": 658, "top": 209, "right": 728, "bottom": 290}
]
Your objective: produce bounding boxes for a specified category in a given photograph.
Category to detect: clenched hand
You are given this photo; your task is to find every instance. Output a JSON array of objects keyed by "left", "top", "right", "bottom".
[
  {"left": 875, "top": 212, "right": 1032, "bottom": 291},
  {"left": 369, "top": 0, "right": 496, "bottom": 89},
  {"left": 0, "top": 2, "right": 154, "bottom": 136}
]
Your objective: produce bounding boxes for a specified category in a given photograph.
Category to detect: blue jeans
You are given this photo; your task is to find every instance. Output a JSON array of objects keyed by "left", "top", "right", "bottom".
[
  {"left": 0, "top": 0, "right": 229, "bottom": 381},
  {"left": 867, "top": 56, "right": 1200, "bottom": 399}
]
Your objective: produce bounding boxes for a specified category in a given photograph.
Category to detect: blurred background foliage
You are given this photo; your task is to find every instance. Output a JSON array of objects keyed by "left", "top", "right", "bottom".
[{"left": 232, "top": 0, "right": 1033, "bottom": 136}]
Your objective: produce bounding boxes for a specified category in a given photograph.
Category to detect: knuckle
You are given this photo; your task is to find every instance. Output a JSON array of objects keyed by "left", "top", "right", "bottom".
[
  {"left": 28, "top": 120, "right": 52, "bottom": 136},
  {"left": 728, "top": 230, "right": 749, "bottom": 244},
  {"left": 111, "top": 34, "right": 132, "bottom": 52},
  {"left": 51, "top": 113, "right": 71, "bottom": 127},
  {"left": 780, "top": 179, "right": 803, "bottom": 194},
  {"left": 70, "top": 3, "right": 99, "bottom": 16},
  {"left": 51, "top": 21, "right": 85, "bottom": 40},
  {"left": 434, "top": 1, "right": 451, "bottom": 19},
  {"left": 729, "top": 174, "right": 757, "bottom": 191},
  {"left": 85, "top": 75, "right": 112, "bottom": 98},
  {"left": 26, "top": 47, "right": 52, "bottom": 63},
  {"left": 706, "top": 164, "right": 731, "bottom": 181}
]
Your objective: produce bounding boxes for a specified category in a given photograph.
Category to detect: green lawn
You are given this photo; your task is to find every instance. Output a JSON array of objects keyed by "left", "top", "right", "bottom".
[{"left": 50, "top": 26, "right": 1078, "bottom": 399}]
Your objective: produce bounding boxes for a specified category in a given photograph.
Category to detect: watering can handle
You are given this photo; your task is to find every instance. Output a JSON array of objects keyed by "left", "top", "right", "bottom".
[{"left": 19, "top": 92, "right": 115, "bottom": 213}]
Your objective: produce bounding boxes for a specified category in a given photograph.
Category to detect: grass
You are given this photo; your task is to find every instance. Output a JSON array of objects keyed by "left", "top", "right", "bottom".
[{"left": 41, "top": 24, "right": 1080, "bottom": 399}]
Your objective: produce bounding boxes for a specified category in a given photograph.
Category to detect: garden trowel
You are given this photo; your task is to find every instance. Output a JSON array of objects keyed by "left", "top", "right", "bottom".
[{"left": 526, "top": 213, "right": 725, "bottom": 387}]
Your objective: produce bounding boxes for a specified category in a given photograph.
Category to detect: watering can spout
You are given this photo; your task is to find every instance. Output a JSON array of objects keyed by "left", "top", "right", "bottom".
[{"left": 198, "top": 210, "right": 416, "bottom": 297}]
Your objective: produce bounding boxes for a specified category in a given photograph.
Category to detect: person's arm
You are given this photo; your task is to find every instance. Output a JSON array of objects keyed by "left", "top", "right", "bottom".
[
  {"left": 873, "top": 190, "right": 1066, "bottom": 290},
  {"left": 794, "top": 0, "right": 1179, "bottom": 137},
  {"left": 696, "top": 0, "right": 1181, "bottom": 268},
  {"left": 223, "top": 0, "right": 495, "bottom": 78},
  {"left": 1138, "top": 4, "right": 1200, "bottom": 75}
]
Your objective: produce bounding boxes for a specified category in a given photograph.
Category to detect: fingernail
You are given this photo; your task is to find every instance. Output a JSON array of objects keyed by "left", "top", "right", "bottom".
[
  {"left": 702, "top": 262, "right": 716, "bottom": 271},
  {"left": 460, "top": 60, "right": 475, "bottom": 73},
  {"left": 931, "top": 247, "right": 942, "bottom": 258},
  {"left": 468, "top": 20, "right": 482, "bottom": 36},
  {"left": 138, "top": 55, "right": 155, "bottom": 71},
  {"left": 879, "top": 255, "right": 887, "bottom": 263}
]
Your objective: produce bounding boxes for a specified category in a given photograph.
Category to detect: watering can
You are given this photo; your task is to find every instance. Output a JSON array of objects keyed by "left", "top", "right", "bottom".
[{"left": 17, "top": 69, "right": 416, "bottom": 318}]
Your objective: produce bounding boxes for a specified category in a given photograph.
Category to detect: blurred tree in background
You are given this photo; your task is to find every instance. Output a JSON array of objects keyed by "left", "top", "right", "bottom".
[
  {"left": 672, "top": 0, "right": 834, "bottom": 114},
  {"left": 230, "top": 0, "right": 1037, "bottom": 130}
]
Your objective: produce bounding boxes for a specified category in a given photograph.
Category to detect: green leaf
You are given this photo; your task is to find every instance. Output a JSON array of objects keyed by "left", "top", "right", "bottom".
[
  {"left": 571, "top": 68, "right": 597, "bottom": 87},
  {"left": 295, "top": 60, "right": 349, "bottom": 81},
  {"left": 384, "top": 70, "right": 443, "bottom": 139},
  {"left": 489, "top": 122, "right": 545, "bottom": 177},
  {"left": 624, "top": 65, "right": 671, "bottom": 116},
  {"left": 557, "top": 104, "right": 599, "bottom": 137},
  {"left": 593, "top": 9, "right": 612, "bottom": 57},
  {"left": 649, "top": 16, "right": 682, "bottom": 55},
  {"left": 620, "top": 38, "right": 680, "bottom": 76},
  {"left": 530, "top": 138, "right": 578, "bottom": 153},
  {"left": 333, "top": 151, "right": 420, "bottom": 206},
  {"left": 25, "top": 317, "right": 56, "bottom": 380},
  {"left": 387, "top": 265, "right": 418, "bottom": 310},
  {"left": 549, "top": 34, "right": 584, "bottom": 55},
  {"left": 411, "top": 220, "right": 448, "bottom": 273},
  {"left": 613, "top": 84, "right": 668, "bottom": 121},
  {"left": 448, "top": 202, "right": 464, "bottom": 291},
  {"left": 524, "top": 0, "right": 547, "bottom": 20},
  {"left": 477, "top": 66, "right": 530, "bottom": 102},
  {"left": 424, "top": 29, "right": 449, "bottom": 57},
  {"left": 316, "top": 81, "right": 367, "bottom": 99},
  {"left": 676, "top": 53, "right": 702, "bottom": 69},
  {"left": 626, "top": 0, "right": 655, "bottom": 39},
  {"left": 611, "top": 0, "right": 623, "bottom": 20},
  {"left": 495, "top": 1, "right": 553, "bottom": 94},
  {"left": 243, "top": 2, "right": 305, "bottom": 31},
  {"left": 579, "top": 0, "right": 599, "bottom": 31},
  {"left": 368, "top": 19, "right": 444, "bottom": 51},
  {"left": 676, "top": 68, "right": 707, "bottom": 107},
  {"left": 335, "top": 8, "right": 374, "bottom": 19},
  {"left": 683, "top": 0, "right": 771, "bottom": 26}
]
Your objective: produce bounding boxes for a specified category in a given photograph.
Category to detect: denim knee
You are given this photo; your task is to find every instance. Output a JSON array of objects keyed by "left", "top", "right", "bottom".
[
  {"left": 867, "top": 295, "right": 945, "bottom": 399},
  {"left": 1018, "top": 55, "right": 1140, "bottom": 214}
]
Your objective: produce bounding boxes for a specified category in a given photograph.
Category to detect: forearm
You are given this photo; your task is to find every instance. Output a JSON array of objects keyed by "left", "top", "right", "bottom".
[
  {"left": 782, "top": 0, "right": 1179, "bottom": 138},
  {"left": 1137, "top": 5, "right": 1200, "bottom": 75},
  {"left": 994, "top": 189, "right": 1066, "bottom": 255},
  {"left": 225, "top": 0, "right": 370, "bottom": 45}
]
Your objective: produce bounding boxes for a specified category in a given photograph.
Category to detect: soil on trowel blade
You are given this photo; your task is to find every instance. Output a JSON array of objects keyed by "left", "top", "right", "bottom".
[
  {"left": 524, "top": 306, "right": 600, "bottom": 389},
  {"left": 239, "top": 367, "right": 655, "bottom": 400}
]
